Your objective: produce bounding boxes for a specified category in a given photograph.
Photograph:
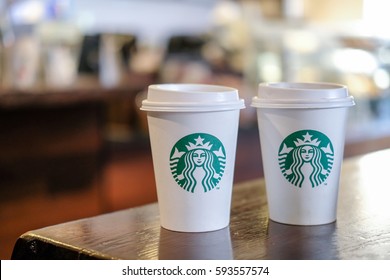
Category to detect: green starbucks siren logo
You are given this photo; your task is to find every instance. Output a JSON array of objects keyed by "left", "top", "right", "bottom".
[
  {"left": 170, "top": 133, "right": 226, "bottom": 193},
  {"left": 278, "top": 130, "right": 334, "bottom": 188}
]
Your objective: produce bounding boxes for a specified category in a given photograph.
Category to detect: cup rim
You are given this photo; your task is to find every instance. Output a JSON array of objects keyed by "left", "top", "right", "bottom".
[
  {"left": 141, "top": 83, "right": 245, "bottom": 112},
  {"left": 251, "top": 82, "right": 355, "bottom": 109},
  {"left": 262, "top": 82, "right": 346, "bottom": 91},
  {"left": 149, "top": 83, "right": 238, "bottom": 94}
]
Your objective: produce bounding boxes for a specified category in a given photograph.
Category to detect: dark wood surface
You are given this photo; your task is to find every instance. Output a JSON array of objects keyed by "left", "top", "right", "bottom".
[{"left": 11, "top": 149, "right": 390, "bottom": 260}]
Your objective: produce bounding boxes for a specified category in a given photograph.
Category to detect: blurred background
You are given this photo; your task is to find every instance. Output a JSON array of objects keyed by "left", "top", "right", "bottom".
[{"left": 1, "top": 0, "right": 390, "bottom": 259}]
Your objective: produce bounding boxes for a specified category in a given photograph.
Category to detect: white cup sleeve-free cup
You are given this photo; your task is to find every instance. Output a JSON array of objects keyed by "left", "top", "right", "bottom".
[
  {"left": 251, "top": 82, "right": 355, "bottom": 226},
  {"left": 141, "top": 83, "right": 245, "bottom": 232}
]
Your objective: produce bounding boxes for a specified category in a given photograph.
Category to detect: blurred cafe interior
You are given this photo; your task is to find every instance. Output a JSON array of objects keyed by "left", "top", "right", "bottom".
[{"left": 1, "top": 0, "right": 390, "bottom": 259}]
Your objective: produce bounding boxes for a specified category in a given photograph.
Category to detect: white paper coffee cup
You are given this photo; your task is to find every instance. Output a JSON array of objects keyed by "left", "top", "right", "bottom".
[
  {"left": 251, "top": 82, "right": 355, "bottom": 225},
  {"left": 141, "top": 84, "right": 245, "bottom": 232}
]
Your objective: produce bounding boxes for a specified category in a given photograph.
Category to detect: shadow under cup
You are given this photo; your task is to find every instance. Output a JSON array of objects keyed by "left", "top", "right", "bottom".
[
  {"left": 251, "top": 82, "right": 355, "bottom": 226},
  {"left": 158, "top": 227, "right": 233, "bottom": 260},
  {"left": 141, "top": 84, "right": 245, "bottom": 232}
]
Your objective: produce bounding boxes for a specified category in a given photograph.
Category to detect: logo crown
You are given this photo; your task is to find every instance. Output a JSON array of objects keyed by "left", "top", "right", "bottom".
[
  {"left": 185, "top": 135, "right": 213, "bottom": 151},
  {"left": 294, "top": 132, "right": 321, "bottom": 147}
]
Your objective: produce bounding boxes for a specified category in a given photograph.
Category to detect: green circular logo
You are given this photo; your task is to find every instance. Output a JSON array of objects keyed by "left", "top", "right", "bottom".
[
  {"left": 170, "top": 133, "right": 226, "bottom": 193},
  {"left": 278, "top": 129, "right": 334, "bottom": 188}
]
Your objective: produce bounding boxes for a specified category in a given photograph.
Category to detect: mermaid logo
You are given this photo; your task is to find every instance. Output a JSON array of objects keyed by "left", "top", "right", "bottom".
[
  {"left": 170, "top": 133, "right": 226, "bottom": 193},
  {"left": 278, "top": 130, "right": 334, "bottom": 188}
]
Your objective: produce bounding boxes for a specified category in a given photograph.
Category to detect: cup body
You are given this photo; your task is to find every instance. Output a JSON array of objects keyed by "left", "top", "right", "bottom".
[
  {"left": 252, "top": 82, "right": 355, "bottom": 225},
  {"left": 141, "top": 84, "right": 244, "bottom": 232}
]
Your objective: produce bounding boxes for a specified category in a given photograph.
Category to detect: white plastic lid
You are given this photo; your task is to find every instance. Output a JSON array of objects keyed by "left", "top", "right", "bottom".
[
  {"left": 251, "top": 82, "right": 355, "bottom": 109},
  {"left": 140, "top": 84, "right": 245, "bottom": 112}
]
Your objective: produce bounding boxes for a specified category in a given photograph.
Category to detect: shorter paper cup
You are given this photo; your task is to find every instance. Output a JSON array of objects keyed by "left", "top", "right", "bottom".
[
  {"left": 251, "top": 82, "right": 355, "bottom": 225},
  {"left": 141, "top": 84, "right": 245, "bottom": 232}
]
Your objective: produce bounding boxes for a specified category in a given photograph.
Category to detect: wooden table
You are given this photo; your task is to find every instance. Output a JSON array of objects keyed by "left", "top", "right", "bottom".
[{"left": 11, "top": 149, "right": 390, "bottom": 260}]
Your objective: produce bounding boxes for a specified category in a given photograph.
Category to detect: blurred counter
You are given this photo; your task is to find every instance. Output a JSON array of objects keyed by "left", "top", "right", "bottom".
[{"left": 0, "top": 76, "right": 150, "bottom": 193}]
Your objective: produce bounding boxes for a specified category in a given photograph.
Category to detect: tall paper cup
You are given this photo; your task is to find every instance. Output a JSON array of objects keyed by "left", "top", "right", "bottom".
[
  {"left": 141, "top": 84, "right": 245, "bottom": 232},
  {"left": 251, "top": 82, "right": 355, "bottom": 225}
]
